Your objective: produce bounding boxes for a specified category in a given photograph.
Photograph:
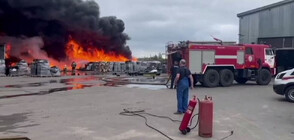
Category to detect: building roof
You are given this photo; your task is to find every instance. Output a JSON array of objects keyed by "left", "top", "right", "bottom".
[{"left": 237, "top": 0, "right": 294, "bottom": 17}]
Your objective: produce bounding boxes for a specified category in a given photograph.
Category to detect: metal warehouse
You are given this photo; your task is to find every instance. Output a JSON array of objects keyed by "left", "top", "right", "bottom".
[{"left": 237, "top": 0, "right": 294, "bottom": 48}]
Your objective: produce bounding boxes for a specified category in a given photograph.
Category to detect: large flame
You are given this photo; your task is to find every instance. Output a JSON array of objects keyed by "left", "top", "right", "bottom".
[
  {"left": 5, "top": 39, "right": 137, "bottom": 69},
  {"left": 66, "top": 40, "right": 130, "bottom": 62}
]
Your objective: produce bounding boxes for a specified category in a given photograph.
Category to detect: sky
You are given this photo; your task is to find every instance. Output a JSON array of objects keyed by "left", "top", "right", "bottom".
[{"left": 96, "top": 0, "right": 282, "bottom": 57}]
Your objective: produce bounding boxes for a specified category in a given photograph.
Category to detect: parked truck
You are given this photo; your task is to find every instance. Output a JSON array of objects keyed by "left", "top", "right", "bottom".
[{"left": 167, "top": 41, "right": 275, "bottom": 87}]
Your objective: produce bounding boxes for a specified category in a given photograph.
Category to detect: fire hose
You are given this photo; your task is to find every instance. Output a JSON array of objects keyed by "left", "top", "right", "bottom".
[
  {"left": 120, "top": 103, "right": 234, "bottom": 140},
  {"left": 119, "top": 109, "right": 200, "bottom": 140}
]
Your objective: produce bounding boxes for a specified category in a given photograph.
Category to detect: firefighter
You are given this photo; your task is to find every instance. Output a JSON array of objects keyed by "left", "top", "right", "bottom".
[
  {"left": 63, "top": 65, "right": 68, "bottom": 75},
  {"left": 170, "top": 61, "right": 179, "bottom": 89},
  {"left": 71, "top": 61, "right": 77, "bottom": 75},
  {"left": 174, "top": 59, "right": 194, "bottom": 114}
]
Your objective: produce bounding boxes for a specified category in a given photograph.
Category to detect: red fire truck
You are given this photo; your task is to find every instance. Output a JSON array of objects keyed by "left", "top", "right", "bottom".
[{"left": 167, "top": 41, "right": 275, "bottom": 87}]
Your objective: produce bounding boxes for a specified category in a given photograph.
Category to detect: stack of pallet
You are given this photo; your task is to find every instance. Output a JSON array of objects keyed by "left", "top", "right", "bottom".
[
  {"left": 0, "top": 59, "right": 5, "bottom": 76},
  {"left": 17, "top": 60, "right": 30, "bottom": 76},
  {"left": 31, "top": 59, "right": 51, "bottom": 77}
]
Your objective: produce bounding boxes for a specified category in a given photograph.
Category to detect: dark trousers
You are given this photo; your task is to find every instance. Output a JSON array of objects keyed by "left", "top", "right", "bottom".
[{"left": 170, "top": 75, "right": 176, "bottom": 89}]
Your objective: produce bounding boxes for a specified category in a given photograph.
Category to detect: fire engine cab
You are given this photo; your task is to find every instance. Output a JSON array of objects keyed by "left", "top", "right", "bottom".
[{"left": 167, "top": 41, "right": 275, "bottom": 87}]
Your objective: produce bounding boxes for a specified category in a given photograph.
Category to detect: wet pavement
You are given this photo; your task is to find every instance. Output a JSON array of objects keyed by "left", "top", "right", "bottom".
[
  {"left": 0, "top": 75, "right": 293, "bottom": 140},
  {"left": 0, "top": 112, "right": 38, "bottom": 133},
  {"left": 0, "top": 75, "right": 168, "bottom": 99},
  {"left": 0, "top": 77, "right": 100, "bottom": 99},
  {"left": 125, "top": 84, "right": 166, "bottom": 90}
]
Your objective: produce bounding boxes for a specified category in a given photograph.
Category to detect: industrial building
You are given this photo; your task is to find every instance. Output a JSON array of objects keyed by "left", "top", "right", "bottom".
[{"left": 237, "top": 0, "right": 294, "bottom": 49}]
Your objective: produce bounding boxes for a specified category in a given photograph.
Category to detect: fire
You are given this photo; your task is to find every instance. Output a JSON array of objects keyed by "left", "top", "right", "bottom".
[
  {"left": 5, "top": 44, "right": 18, "bottom": 67},
  {"left": 4, "top": 40, "right": 137, "bottom": 69},
  {"left": 5, "top": 44, "right": 11, "bottom": 59},
  {"left": 66, "top": 40, "right": 130, "bottom": 62}
]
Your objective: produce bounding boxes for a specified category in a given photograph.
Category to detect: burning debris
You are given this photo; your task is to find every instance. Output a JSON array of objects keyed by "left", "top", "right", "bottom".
[
  {"left": 6, "top": 60, "right": 30, "bottom": 76},
  {"left": 0, "top": 0, "right": 134, "bottom": 68}
]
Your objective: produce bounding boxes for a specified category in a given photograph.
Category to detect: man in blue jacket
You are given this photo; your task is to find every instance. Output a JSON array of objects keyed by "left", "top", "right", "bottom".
[{"left": 174, "top": 59, "right": 194, "bottom": 114}]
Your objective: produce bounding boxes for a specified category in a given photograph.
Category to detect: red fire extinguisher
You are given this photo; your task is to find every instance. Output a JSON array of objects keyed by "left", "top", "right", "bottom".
[
  {"left": 199, "top": 96, "right": 213, "bottom": 138},
  {"left": 179, "top": 96, "right": 197, "bottom": 135}
]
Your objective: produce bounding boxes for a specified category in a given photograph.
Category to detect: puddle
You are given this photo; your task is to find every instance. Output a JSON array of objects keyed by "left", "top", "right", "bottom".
[
  {"left": 0, "top": 84, "right": 96, "bottom": 99},
  {"left": 59, "top": 77, "right": 99, "bottom": 84},
  {"left": 0, "top": 76, "right": 168, "bottom": 99},
  {"left": 0, "top": 77, "right": 104, "bottom": 99},
  {"left": 125, "top": 84, "right": 166, "bottom": 90},
  {"left": 102, "top": 76, "right": 168, "bottom": 86},
  {"left": 4, "top": 80, "right": 58, "bottom": 88},
  {"left": 0, "top": 77, "right": 121, "bottom": 99},
  {"left": 123, "top": 77, "right": 167, "bottom": 85},
  {"left": 2, "top": 77, "right": 99, "bottom": 88},
  {"left": 0, "top": 112, "right": 39, "bottom": 133}
]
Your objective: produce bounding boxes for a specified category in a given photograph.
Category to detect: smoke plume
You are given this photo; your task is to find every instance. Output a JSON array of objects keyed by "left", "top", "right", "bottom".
[{"left": 0, "top": 0, "right": 132, "bottom": 61}]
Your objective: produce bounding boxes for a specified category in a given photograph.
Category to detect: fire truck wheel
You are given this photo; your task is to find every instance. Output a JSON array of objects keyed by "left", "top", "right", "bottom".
[
  {"left": 256, "top": 69, "right": 271, "bottom": 85},
  {"left": 285, "top": 86, "right": 294, "bottom": 103},
  {"left": 203, "top": 69, "right": 220, "bottom": 87},
  {"left": 219, "top": 69, "right": 234, "bottom": 87},
  {"left": 235, "top": 78, "right": 248, "bottom": 84},
  {"left": 192, "top": 75, "right": 198, "bottom": 86}
]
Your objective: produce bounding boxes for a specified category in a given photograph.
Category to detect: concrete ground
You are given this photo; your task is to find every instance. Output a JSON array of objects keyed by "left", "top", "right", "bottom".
[{"left": 0, "top": 75, "right": 293, "bottom": 140}]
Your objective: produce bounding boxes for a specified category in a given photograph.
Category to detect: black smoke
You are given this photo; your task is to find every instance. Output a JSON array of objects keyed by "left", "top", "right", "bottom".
[{"left": 0, "top": 0, "right": 132, "bottom": 60}]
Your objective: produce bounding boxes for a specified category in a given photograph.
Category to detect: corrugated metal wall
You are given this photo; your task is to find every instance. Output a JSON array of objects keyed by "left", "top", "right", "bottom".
[
  {"left": 258, "top": 37, "right": 294, "bottom": 48},
  {"left": 239, "top": 2, "right": 294, "bottom": 48},
  {"left": 239, "top": 13, "right": 259, "bottom": 44}
]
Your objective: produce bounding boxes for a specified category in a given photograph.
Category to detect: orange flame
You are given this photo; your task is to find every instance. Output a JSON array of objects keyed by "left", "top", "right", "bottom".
[
  {"left": 66, "top": 40, "right": 130, "bottom": 62},
  {"left": 4, "top": 40, "right": 137, "bottom": 69},
  {"left": 5, "top": 44, "right": 11, "bottom": 58},
  {"left": 5, "top": 44, "right": 18, "bottom": 66}
]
